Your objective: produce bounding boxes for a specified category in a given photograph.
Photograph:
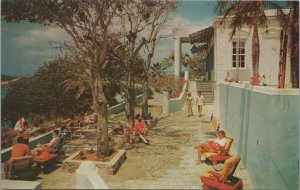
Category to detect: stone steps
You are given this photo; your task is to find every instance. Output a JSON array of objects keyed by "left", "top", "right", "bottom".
[{"left": 195, "top": 81, "right": 214, "bottom": 105}]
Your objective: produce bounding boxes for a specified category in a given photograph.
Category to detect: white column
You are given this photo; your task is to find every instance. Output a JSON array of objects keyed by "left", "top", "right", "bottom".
[
  {"left": 162, "top": 91, "right": 169, "bottom": 116},
  {"left": 76, "top": 161, "right": 109, "bottom": 189},
  {"left": 184, "top": 71, "right": 189, "bottom": 81},
  {"left": 174, "top": 37, "right": 182, "bottom": 77}
]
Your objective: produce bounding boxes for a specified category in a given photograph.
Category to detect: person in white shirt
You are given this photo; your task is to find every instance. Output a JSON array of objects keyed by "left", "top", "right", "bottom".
[
  {"left": 195, "top": 91, "right": 205, "bottom": 117},
  {"left": 195, "top": 130, "right": 227, "bottom": 164},
  {"left": 31, "top": 130, "right": 60, "bottom": 159},
  {"left": 14, "top": 117, "right": 27, "bottom": 132}
]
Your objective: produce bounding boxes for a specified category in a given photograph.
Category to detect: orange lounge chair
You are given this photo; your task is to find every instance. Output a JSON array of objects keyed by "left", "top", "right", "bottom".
[
  {"left": 200, "top": 155, "right": 243, "bottom": 190},
  {"left": 202, "top": 137, "right": 233, "bottom": 165}
]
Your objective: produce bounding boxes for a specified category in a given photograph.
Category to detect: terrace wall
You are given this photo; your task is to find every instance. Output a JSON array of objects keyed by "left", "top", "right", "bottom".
[{"left": 218, "top": 82, "right": 299, "bottom": 190}]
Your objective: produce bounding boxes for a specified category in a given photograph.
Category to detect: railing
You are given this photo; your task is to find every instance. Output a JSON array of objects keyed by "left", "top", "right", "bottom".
[
  {"left": 1, "top": 131, "right": 54, "bottom": 162},
  {"left": 108, "top": 94, "right": 143, "bottom": 115},
  {"left": 163, "top": 71, "right": 189, "bottom": 115},
  {"left": 76, "top": 161, "right": 109, "bottom": 189}
]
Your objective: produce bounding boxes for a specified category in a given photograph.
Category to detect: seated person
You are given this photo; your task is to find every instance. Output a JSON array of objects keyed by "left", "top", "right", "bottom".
[
  {"left": 31, "top": 130, "right": 60, "bottom": 158},
  {"left": 133, "top": 116, "right": 149, "bottom": 145},
  {"left": 200, "top": 155, "right": 240, "bottom": 183},
  {"left": 66, "top": 116, "right": 75, "bottom": 128},
  {"left": 5, "top": 136, "right": 31, "bottom": 179},
  {"left": 195, "top": 130, "right": 227, "bottom": 164},
  {"left": 77, "top": 114, "right": 85, "bottom": 127},
  {"left": 14, "top": 117, "right": 27, "bottom": 133},
  {"left": 144, "top": 112, "right": 156, "bottom": 128}
]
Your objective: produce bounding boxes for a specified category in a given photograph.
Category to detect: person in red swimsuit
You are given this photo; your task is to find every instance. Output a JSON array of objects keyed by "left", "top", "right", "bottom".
[
  {"left": 133, "top": 116, "right": 149, "bottom": 145},
  {"left": 195, "top": 130, "right": 227, "bottom": 164}
]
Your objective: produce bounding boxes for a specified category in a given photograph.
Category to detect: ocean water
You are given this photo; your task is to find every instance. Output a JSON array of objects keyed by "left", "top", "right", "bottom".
[{"left": 1, "top": 88, "right": 8, "bottom": 100}]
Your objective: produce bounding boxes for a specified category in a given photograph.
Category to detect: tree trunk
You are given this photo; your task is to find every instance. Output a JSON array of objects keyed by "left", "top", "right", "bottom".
[
  {"left": 125, "top": 84, "right": 135, "bottom": 125},
  {"left": 278, "top": 30, "right": 288, "bottom": 88},
  {"left": 93, "top": 71, "right": 109, "bottom": 158},
  {"left": 142, "top": 51, "right": 154, "bottom": 119},
  {"left": 125, "top": 73, "right": 136, "bottom": 124},
  {"left": 236, "top": 33, "right": 240, "bottom": 83},
  {"left": 252, "top": 25, "right": 260, "bottom": 85},
  {"left": 142, "top": 74, "right": 149, "bottom": 119}
]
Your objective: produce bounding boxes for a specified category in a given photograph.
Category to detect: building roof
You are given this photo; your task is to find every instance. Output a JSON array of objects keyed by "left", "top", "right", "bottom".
[
  {"left": 215, "top": 8, "right": 291, "bottom": 19},
  {"left": 172, "top": 27, "right": 207, "bottom": 38},
  {"left": 189, "top": 26, "right": 214, "bottom": 44}
]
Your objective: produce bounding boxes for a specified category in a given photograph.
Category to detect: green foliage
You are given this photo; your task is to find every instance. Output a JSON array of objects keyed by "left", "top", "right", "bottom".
[
  {"left": 1, "top": 57, "right": 92, "bottom": 127},
  {"left": 136, "top": 86, "right": 154, "bottom": 99},
  {"left": 1, "top": 54, "right": 124, "bottom": 127},
  {"left": 150, "top": 62, "right": 167, "bottom": 78},
  {"left": 149, "top": 75, "right": 185, "bottom": 97}
]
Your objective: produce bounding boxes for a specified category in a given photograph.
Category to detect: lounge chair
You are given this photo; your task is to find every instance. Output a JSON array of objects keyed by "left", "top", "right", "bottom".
[
  {"left": 203, "top": 115, "right": 220, "bottom": 136},
  {"left": 34, "top": 135, "right": 66, "bottom": 173},
  {"left": 205, "top": 123, "right": 221, "bottom": 137},
  {"left": 5, "top": 155, "right": 37, "bottom": 180},
  {"left": 202, "top": 137, "right": 233, "bottom": 165},
  {"left": 200, "top": 155, "right": 243, "bottom": 190}
]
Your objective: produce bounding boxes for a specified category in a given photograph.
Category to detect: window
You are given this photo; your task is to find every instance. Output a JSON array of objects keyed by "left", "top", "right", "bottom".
[{"left": 232, "top": 41, "right": 245, "bottom": 68}]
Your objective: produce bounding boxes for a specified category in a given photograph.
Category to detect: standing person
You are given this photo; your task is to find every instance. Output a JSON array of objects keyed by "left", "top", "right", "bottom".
[
  {"left": 186, "top": 92, "right": 194, "bottom": 117},
  {"left": 195, "top": 91, "right": 205, "bottom": 117},
  {"left": 13, "top": 117, "right": 29, "bottom": 145}
]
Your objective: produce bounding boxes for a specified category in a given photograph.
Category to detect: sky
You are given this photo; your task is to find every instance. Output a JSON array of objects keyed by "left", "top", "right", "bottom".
[{"left": 1, "top": 1, "right": 218, "bottom": 77}]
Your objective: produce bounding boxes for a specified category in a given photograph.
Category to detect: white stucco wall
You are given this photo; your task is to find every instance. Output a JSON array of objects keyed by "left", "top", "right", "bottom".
[{"left": 213, "top": 16, "right": 291, "bottom": 87}]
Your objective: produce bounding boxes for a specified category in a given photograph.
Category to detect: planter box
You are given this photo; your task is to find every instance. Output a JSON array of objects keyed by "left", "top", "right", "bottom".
[{"left": 63, "top": 148, "right": 126, "bottom": 175}]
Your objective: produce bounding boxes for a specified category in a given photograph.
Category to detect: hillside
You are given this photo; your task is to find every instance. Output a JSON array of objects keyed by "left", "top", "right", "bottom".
[{"left": 1, "top": 74, "right": 16, "bottom": 82}]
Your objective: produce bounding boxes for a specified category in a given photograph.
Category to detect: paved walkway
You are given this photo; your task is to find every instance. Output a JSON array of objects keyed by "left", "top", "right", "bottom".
[{"left": 1, "top": 83, "right": 255, "bottom": 189}]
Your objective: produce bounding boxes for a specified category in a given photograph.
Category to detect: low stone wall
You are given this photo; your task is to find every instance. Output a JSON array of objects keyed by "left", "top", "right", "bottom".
[
  {"left": 168, "top": 71, "right": 189, "bottom": 114},
  {"left": 1, "top": 131, "right": 53, "bottom": 162},
  {"left": 76, "top": 161, "right": 109, "bottom": 189},
  {"left": 169, "top": 81, "right": 188, "bottom": 113},
  {"left": 217, "top": 82, "right": 299, "bottom": 190},
  {"left": 1, "top": 179, "right": 41, "bottom": 189},
  {"left": 108, "top": 94, "right": 143, "bottom": 115}
]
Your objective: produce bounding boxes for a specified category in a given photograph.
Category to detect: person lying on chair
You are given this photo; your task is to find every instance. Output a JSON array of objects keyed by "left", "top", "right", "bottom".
[
  {"left": 5, "top": 136, "right": 32, "bottom": 179},
  {"left": 195, "top": 130, "right": 227, "bottom": 164},
  {"left": 31, "top": 130, "right": 60, "bottom": 159}
]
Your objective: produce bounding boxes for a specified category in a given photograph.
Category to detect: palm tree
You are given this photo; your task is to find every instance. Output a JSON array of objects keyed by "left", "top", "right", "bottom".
[
  {"left": 216, "top": 1, "right": 280, "bottom": 85},
  {"left": 289, "top": 2, "right": 299, "bottom": 88},
  {"left": 276, "top": 1, "right": 299, "bottom": 88}
]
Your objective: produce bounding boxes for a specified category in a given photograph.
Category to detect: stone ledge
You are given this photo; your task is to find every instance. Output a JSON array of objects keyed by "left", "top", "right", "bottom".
[
  {"left": 1, "top": 179, "right": 41, "bottom": 189},
  {"left": 63, "top": 148, "right": 126, "bottom": 175}
]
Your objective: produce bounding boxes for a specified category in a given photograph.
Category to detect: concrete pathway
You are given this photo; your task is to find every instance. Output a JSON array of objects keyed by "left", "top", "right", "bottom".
[{"left": 1, "top": 85, "right": 255, "bottom": 189}]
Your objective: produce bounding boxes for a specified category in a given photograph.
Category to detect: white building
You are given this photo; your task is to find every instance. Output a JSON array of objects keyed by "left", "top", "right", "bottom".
[{"left": 212, "top": 9, "right": 291, "bottom": 87}]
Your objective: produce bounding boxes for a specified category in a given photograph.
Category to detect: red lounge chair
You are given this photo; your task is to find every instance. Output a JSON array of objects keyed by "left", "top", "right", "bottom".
[
  {"left": 203, "top": 137, "right": 233, "bottom": 165},
  {"left": 200, "top": 155, "right": 243, "bottom": 190}
]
